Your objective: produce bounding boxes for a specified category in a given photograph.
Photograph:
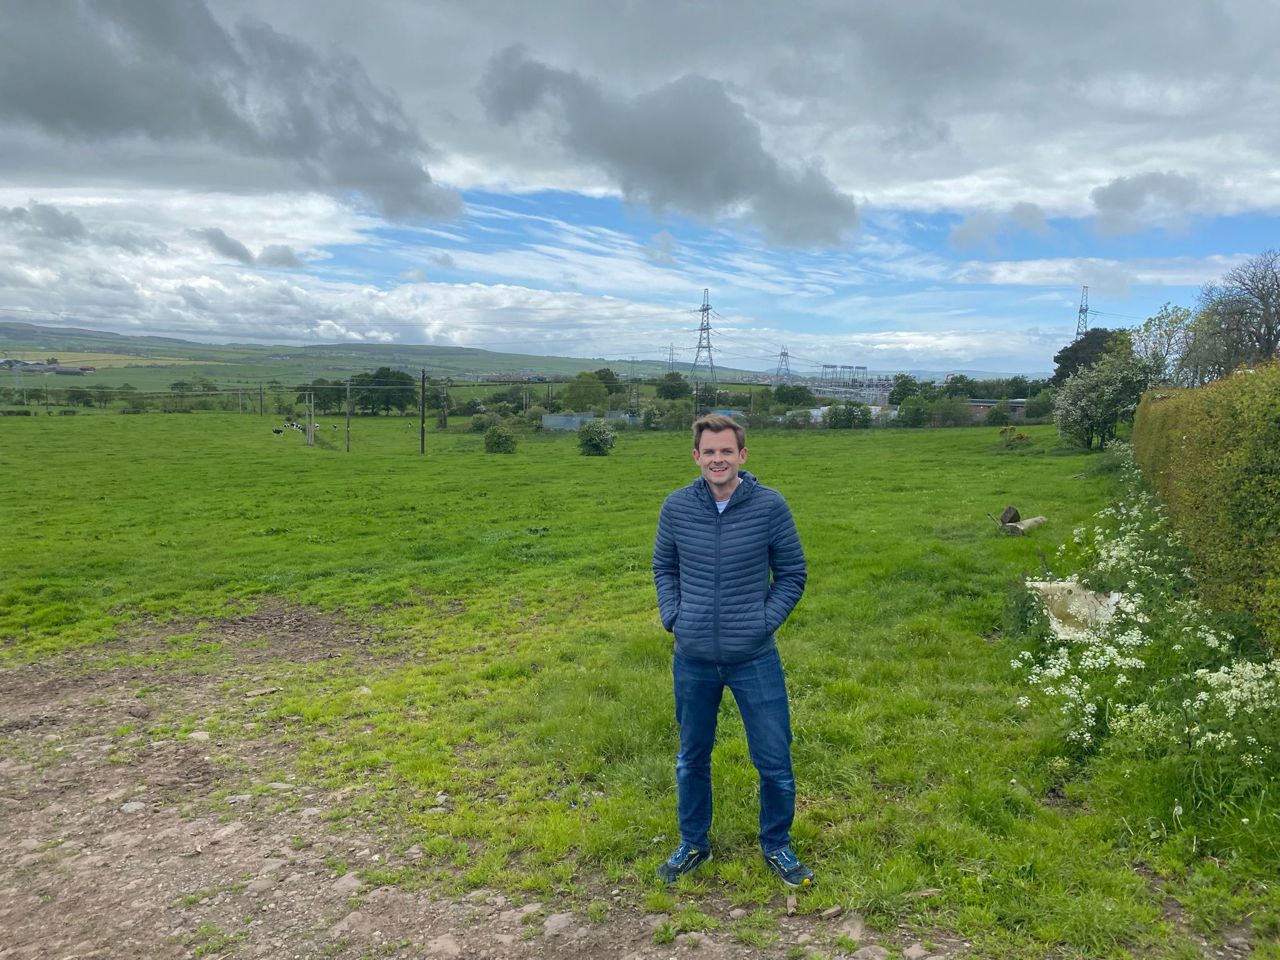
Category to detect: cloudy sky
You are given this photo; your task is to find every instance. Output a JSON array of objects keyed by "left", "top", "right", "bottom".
[{"left": 1, "top": 1, "right": 1276, "bottom": 375}]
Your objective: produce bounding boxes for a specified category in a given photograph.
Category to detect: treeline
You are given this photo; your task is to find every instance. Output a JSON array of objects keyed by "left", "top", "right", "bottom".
[{"left": 1050, "top": 248, "right": 1280, "bottom": 450}]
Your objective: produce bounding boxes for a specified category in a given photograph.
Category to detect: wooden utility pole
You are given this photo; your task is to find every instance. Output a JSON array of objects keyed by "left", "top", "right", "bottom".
[
  {"left": 419, "top": 369, "right": 426, "bottom": 454},
  {"left": 346, "top": 378, "right": 352, "bottom": 453},
  {"left": 259, "top": 383, "right": 264, "bottom": 416}
]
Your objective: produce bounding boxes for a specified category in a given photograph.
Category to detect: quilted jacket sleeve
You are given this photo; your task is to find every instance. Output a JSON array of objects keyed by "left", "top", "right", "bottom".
[
  {"left": 653, "top": 497, "right": 681, "bottom": 632},
  {"left": 763, "top": 494, "right": 806, "bottom": 635}
]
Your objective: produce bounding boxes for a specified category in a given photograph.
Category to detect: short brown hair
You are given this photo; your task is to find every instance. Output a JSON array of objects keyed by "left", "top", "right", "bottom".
[{"left": 692, "top": 414, "right": 745, "bottom": 451}]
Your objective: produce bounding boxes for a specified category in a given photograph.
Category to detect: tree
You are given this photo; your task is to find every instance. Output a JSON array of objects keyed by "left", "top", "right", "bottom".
[
  {"left": 92, "top": 385, "right": 114, "bottom": 408},
  {"left": 66, "top": 386, "right": 94, "bottom": 407},
  {"left": 985, "top": 399, "right": 1012, "bottom": 426},
  {"left": 943, "top": 374, "right": 976, "bottom": 398},
  {"left": 1215, "top": 248, "right": 1280, "bottom": 363},
  {"left": 563, "top": 372, "right": 608, "bottom": 411},
  {"left": 825, "top": 400, "right": 871, "bottom": 428},
  {"left": 1051, "top": 327, "right": 1131, "bottom": 385},
  {"left": 169, "top": 380, "right": 190, "bottom": 409},
  {"left": 353, "top": 367, "right": 415, "bottom": 415},
  {"left": 931, "top": 397, "right": 973, "bottom": 427},
  {"left": 773, "top": 383, "right": 815, "bottom": 408},
  {"left": 577, "top": 419, "right": 616, "bottom": 456},
  {"left": 655, "top": 372, "right": 692, "bottom": 400},
  {"left": 592, "top": 368, "right": 620, "bottom": 391},
  {"left": 1053, "top": 353, "right": 1159, "bottom": 450},
  {"left": 1132, "top": 302, "right": 1193, "bottom": 385},
  {"left": 887, "top": 373, "right": 920, "bottom": 405},
  {"left": 897, "top": 396, "right": 929, "bottom": 427}
]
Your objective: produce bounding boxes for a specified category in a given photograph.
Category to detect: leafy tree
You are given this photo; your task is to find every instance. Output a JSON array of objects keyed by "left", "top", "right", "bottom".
[
  {"left": 169, "top": 380, "right": 190, "bottom": 409},
  {"left": 352, "top": 367, "right": 415, "bottom": 415},
  {"left": 1131, "top": 302, "right": 1193, "bottom": 385},
  {"left": 92, "top": 385, "right": 114, "bottom": 408},
  {"left": 888, "top": 373, "right": 920, "bottom": 405},
  {"left": 296, "top": 378, "right": 345, "bottom": 414},
  {"left": 943, "top": 374, "right": 976, "bottom": 398},
  {"left": 1025, "top": 389, "right": 1054, "bottom": 420},
  {"left": 577, "top": 419, "right": 616, "bottom": 456},
  {"left": 1051, "top": 327, "right": 1130, "bottom": 385},
  {"left": 563, "top": 372, "right": 608, "bottom": 411},
  {"left": 1053, "top": 354, "right": 1159, "bottom": 450},
  {"left": 773, "top": 383, "right": 815, "bottom": 407},
  {"left": 655, "top": 372, "right": 692, "bottom": 400},
  {"left": 67, "top": 386, "right": 94, "bottom": 407},
  {"left": 931, "top": 397, "right": 974, "bottom": 427},
  {"left": 897, "top": 396, "right": 929, "bottom": 427},
  {"left": 483, "top": 424, "right": 517, "bottom": 453},
  {"left": 985, "top": 399, "right": 1012, "bottom": 426},
  {"left": 825, "top": 400, "right": 871, "bottom": 429},
  {"left": 592, "top": 368, "right": 620, "bottom": 391}
]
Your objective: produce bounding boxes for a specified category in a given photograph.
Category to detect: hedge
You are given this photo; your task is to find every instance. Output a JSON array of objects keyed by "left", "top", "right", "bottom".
[{"left": 1132, "top": 360, "right": 1280, "bottom": 648}]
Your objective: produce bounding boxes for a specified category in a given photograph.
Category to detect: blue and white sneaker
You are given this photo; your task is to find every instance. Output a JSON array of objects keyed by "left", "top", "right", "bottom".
[
  {"left": 657, "top": 842, "right": 712, "bottom": 883},
  {"left": 763, "top": 846, "right": 815, "bottom": 888}
]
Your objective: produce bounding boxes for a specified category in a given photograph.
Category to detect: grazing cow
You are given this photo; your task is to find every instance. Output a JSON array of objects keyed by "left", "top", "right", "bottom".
[{"left": 272, "top": 428, "right": 284, "bottom": 435}]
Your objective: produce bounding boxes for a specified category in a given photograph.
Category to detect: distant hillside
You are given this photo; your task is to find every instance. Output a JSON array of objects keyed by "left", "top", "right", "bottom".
[{"left": 0, "top": 320, "right": 761, "bottom": 382}]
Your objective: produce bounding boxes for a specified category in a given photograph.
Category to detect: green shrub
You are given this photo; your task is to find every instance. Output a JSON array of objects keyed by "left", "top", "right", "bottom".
[
  {"left": 1133, "top": 360, "right": 1280, "bottom": 647},
  {"left": 470, "top": 412, "right": 501, "bottom": 433},
  {"left": 483, "top": 424, "right": 517, "bottom": 454},
  {"left": 577, "top": 419, "right": 616, "bottom": 456}
]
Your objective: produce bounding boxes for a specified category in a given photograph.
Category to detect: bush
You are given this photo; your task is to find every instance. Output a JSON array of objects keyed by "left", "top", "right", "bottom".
[
  {"left": 1133, "top": 360, "right": 1280, "bottom": 647},
  {"left": 577, "top": 419, "right": 616, "bottom": 456},
  {"left": 470, "top": 412, "right": 502, "bottom": 433},
  {"left": 483, "top": 424, "right": 517, "bottom": 454}
]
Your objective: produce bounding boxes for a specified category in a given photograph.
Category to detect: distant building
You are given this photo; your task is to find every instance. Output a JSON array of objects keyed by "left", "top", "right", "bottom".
[{"left": 967, "top": 398, "right": 1026, "bottom": 421}]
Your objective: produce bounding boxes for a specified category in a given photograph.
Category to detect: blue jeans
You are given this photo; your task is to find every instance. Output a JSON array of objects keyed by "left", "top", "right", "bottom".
[{"left": 673, "top": 647, "right": 795, "bottom": 853}]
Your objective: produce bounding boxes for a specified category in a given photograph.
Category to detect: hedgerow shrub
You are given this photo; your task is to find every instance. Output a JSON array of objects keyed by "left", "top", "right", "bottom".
[
  {"left": 483, "top": 424, "right": 517, "bottom": 454},
  {"left": 576, "top": 419, "right": 616, "bottom": 456},
  {"left": 1133, "top": 361, "right": 1280, "bottom": 648}
]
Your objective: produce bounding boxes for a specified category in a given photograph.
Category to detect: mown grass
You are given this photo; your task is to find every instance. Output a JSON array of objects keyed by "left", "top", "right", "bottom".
[{"left": 0, "top": 414, "right": 1240, "bottom": 957}]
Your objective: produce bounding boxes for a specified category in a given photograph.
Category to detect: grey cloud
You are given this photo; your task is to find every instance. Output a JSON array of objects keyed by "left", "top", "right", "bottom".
[
  {"left": 1091, "top": 171, "right": 1201, "bottom": 234},
  {"left": 195, "top": 227, "right": 256, "bottom": 265},
  {"left": 480, "top": 45, "right": 857, "bottom": 247},
  {"left": 1, "top": 200, "right": 87, "bottom": 241},
  {"left": 258, "top": 244, "right": 302, "bottom": 268},
  {"left": 1009, "top": 202, "right": 1049, "bottom": 236},
  {"left": 429, "top": 252, "right": 456, "bottom": 269},
  {"left": 949, "top": 203, "right": 1050, "bottom": 252},
  {"left": 948, "top": 212, "right": 1000, "bottom": 252},
  {"left": 0, "top": 0, "right": 458, "bottom": 219}
]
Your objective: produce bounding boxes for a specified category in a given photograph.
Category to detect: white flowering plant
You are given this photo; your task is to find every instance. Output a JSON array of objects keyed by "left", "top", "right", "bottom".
[{"left": 1009, "top": 444, "right": 1279, "bottom": 855}]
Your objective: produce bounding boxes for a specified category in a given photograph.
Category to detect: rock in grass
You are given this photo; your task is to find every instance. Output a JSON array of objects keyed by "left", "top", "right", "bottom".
[
  {"left": 852, "top": 947, "right": 889, "bottom": 960},
  {"left": 904, "top": 944, "right": 930, "bottom": 960},
  {"left": 821, "top": 905, "right": 843, "bottom": 920},
  {"left": 331, "top": 872, "right": 362, "bottom": 896}
]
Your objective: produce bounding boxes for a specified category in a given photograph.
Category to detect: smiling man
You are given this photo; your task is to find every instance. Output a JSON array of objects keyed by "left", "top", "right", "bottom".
[{"left": 652, "top": 414, "right": 811, "bottom": 887}]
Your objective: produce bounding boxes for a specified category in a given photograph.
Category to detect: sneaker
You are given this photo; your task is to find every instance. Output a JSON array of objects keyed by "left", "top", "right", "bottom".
[
  {"left": 763, "top": 847, "right": 815, "bottom": 888},
  {"left": 657, "top": 843, "right": 712, "bottom": 883}
]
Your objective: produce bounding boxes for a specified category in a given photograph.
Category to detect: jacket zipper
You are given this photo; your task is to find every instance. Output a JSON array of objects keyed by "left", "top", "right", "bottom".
[{"left": 713, "top": 500, "right": 723, "bottom": 663}]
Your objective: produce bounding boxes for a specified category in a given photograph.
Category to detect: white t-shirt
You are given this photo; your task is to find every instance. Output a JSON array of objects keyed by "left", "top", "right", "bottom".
[{"left": 715, "top": 499, "right": 729, "bottom": 513}]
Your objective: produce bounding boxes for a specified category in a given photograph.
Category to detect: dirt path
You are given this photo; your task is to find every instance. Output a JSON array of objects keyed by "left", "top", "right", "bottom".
[{"left": 0, "top": 604, "right": 950, "bottom": 960}]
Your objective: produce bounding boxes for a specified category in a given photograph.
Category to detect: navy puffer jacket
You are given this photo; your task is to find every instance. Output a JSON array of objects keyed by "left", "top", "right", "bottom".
[{"left": 653, "top": 470, "right": 806, "bottom": 664}]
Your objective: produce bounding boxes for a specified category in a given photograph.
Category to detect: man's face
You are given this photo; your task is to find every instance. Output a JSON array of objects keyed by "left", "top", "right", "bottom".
[{"left": 693, "top": 428, "right": 747, "bottom": 495}]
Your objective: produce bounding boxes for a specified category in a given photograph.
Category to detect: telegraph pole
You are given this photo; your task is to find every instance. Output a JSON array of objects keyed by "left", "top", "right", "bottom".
[
  {"left": 419, "top": 369, "right": 427, "bottom": 454},
  {"left": 345, "top": 378, "right": 352, "bottom": 452}
]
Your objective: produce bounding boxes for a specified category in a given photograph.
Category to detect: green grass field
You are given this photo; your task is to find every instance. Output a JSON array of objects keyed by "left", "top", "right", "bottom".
[{"left": 0, "top": 415, "right": 1260, "bottom": 957}]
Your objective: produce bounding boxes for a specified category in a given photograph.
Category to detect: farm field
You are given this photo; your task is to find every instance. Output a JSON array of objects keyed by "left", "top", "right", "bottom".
[{"left": 0, "top": 416, "right": 1251, "bottom": 958}]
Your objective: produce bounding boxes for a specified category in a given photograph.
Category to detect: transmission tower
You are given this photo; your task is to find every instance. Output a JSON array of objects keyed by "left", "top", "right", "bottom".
[
  {"left": 689, "top": 288, "right": 717, "bottom": 411},
  {"left": 774, "top": 347, "right": 792, "bottom": 385},
  {"left": 667, "top": 344, "right": 676, "bottom": 373},
  {"left": 1076, "top": 285, "right": 1090, "bottom": 340}
]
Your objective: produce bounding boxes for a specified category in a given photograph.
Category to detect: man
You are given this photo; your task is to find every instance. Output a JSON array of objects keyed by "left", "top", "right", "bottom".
[{"left": 652, "top": 414, "right": 812, "bottom": 887}]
